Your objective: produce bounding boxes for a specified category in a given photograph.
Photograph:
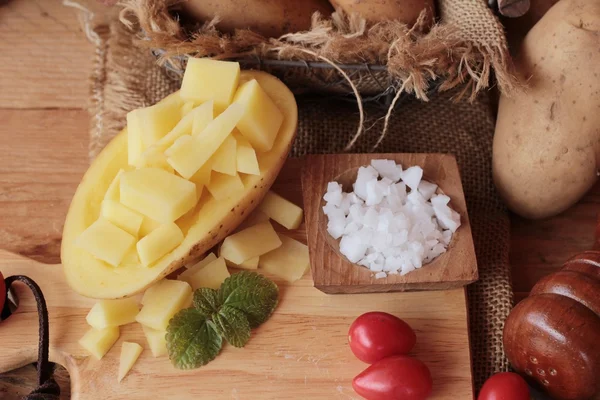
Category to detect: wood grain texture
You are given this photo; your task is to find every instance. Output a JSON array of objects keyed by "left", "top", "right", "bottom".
[
  {"left": 510, "top": 181, "right": 600, "bottom": 302},
  {"left": 0, "top": 160, "right": 474, "bottom": 399},
  {"left": 0, "top": 0, "right": 95, "bottom": 109},
  {"left": 0, "top": 109, "right": 89, "bottom": 264},
  {"left": 302, "top": 153, "right": 477, "bottom": 294}
]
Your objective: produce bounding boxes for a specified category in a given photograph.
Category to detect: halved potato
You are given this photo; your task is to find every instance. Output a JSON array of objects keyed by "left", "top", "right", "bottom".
[{"left": 62, "top": 70, "right": 297, "bottom": 299}]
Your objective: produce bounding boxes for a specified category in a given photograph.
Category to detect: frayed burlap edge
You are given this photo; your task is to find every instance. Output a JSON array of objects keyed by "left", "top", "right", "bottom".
[{"left": 118, "top": 0, "right": 520, "bottom": 102}]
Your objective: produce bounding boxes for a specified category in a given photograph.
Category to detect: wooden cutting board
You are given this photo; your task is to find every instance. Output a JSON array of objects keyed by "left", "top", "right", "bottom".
[{"left": 0, "top": 159, "right": 474, "bottom": 399}]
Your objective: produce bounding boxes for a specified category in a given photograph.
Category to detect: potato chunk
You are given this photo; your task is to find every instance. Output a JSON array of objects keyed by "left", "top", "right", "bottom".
[
  {"left": 101, "top": 200, "right": 144, "bottom": 237},
  {"left": 79, "top": 326, "right": 120, "bottom": 360},
  {"left": 235, "top": 133, "right": 260, "bottom": 175},
  {"left": 178, "top": 252, "right": 217, "bottom": 283},
  {"left": 140, "top": 100, "right": 213, "bottom": 166},
  {"left": 233, "top": 79, "right": 283, "bottom": 152},
  {"left": 166, "top": 103, "right": 244, "bottom": 179},
  {"left": 138, "top": 216, "right": 162, "bottom": 238},
  {"left": 259, "top": 191, "right": 304, "bottom": 230},
  {"left": 104, "top": 169, "right": 125, "bottom": 202},
  {"left": 119, "top": 168, "right": 196, "bottom": 223},
  {"left": 86, "top": 298, "right": 139, "bottom": 329},
  {"left": 181, "top": 58, "right": 240, "bottom": 110},
  {"left": 118, "top": 342, "right": 143, "bottom": 382},
  {"left": 137, "top": 95, "right": 183, "bottom": 148},
  {"left": 136, "top": 222, "right": 184, "bottom": 267},
  {"left": 207, "top": 172, "right": 244, "bottom": 201},
  {"left": 135, "top": 279, "right": 192, "bottom": 330},
  {"left": 185, "top": 256, "right": 230, "bottom": 290},
  {"left": 259, "top": 234, "right": 310, "bottom": 282},
  {"left": 142, "top": 325, "right": 167, "bottom": 357},
  {"left": 211, "top": 135, "right": 237, "bottom": 176},
  {"left": 75, "top": 219, "right": 136, "bottom": 267},
  {"left": 126, "top": 111, "right": 144, "bottom": 166},
  {"left": 220, "top": 221, "right": 282, "bottom": 264},
  {"left": 238, "top": 209, "right": 270, "bottom": 230}
]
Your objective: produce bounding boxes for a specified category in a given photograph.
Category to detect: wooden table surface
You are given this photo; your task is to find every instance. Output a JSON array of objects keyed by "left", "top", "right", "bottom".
[{"left": 0, "top": 0, "right": 598, "bottom": 398}]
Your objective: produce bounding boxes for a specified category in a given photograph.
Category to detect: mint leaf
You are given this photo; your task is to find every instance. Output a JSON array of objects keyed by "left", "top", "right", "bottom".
[
  {"left": 213, "top": 305, "right": 251, "bottom": 348},
  {"left": 220, "top": 271, "right": 279, "bottom": 328},
  {"left": 193, "top": 287, "right": 221, "bottom": 314},
  {"left": 166, "top": 308, "right": 222, "bottom": 370}
]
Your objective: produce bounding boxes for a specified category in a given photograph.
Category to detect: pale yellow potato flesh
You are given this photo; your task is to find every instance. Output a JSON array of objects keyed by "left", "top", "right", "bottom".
[{"left": 61, "top": 71, "right": 297, "bottom": 299}]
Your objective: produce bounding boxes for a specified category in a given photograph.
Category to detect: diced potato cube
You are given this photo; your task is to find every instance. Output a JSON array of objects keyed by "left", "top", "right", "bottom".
[
  {"left": 259, "top": 191, "right": 304, "bottom": 230},
  {"left": 164, "top": 134, "right": 193, "bottom": 158},
  {"left": 223, "top": 254, "right": 259, "bottom": 270},
  {"left": 181, "top": 59, "right": 240, "bottom": 110},
  {"left": 137, "top": 96, "right": 183, "bottom": 148},
  {"left": 136, "top": 222, "right": 184, "bottom": 267},
  {"left": 79, "top": 326, "right": 120, "bottom": 360},
  {"left": 126, "top": 111, "right": 144, "bottom": 166},
  {"left": 189, "top": 162, "right": 212, "bottom": 196},
  {"left": 142, "top": 325, "right": 167, "bottom": 357},
  {"left": 192, "top": 100, "right": 214, "bottom": 136},
  {"left": 101, "top": 200, "right": 144, "bottom": 237},
  {"left": 166, "top": 103, "right": 244, "bottom": 179},
  {"left": 211, "top": 135, "right": 237, "bottom": 176},
  {"left": 133, "top": 150, "right": 174, "bottom": 173},
  {"left": 75, "top": 219, "right": 136, "bottom": 267},
  {"left": 135, "top": 279, "right": 192, "bottom": 331},
  {"left": 220, "top": 221, "right": 282, "bottom": 265},
  {"left": 233, "top": 79, "right": 283, "bottom": 152},
  {"left": 207, "top": 172, "right": 244, "bottom": 201},
  {"left": 238, "top": 209, "right": 270, "bottom": 231},
  {"left": 104, "top": 169, "right": 125, "bottom": 202},
  {"left": 119, "top": 247, "right": 140, "bottom": 267},
  {"left": 178, "top": 252, "right": 217, "bottom": 283},
  {"left": 139, "top": 101, "right": 213, "bottom": 165},
  {"left": 118, "top": 342, "right": 143, "bottom": 382},
  {"left": 181, "top": 101, "right": 194, "bottom": 116},
  {"left": 139, "top": 216, "right": 162, "bottom": 238},
  {"left": 235, "top": 133, "right": 260, "bottom": 175},
  {"left": 86, "top": 298, "right": 139, "bottom": 329},
  {"left": 259, "top": 234, "right": 310, "bottom": 282},
  {"left": 120, "top": 168, "right": 196, "bottom": 223},
  {"left": 186, "top": 257, "right": 230, "bottom": 290}
]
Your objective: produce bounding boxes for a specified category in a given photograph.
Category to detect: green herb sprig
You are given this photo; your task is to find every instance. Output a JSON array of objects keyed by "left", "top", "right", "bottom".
[{"left": 166, "top": 271, "right": 279, "bottom": 369}]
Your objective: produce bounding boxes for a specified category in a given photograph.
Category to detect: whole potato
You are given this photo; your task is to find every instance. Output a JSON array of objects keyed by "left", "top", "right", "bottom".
[
  {"left": 492, "top": 0, "right": 600, "bottom": 220},
  {"left": 328, "top": 0, "right": 435, "bottom": 26},
  {"left": 180, "top": 0, "right": 333, "bottom": 38}
]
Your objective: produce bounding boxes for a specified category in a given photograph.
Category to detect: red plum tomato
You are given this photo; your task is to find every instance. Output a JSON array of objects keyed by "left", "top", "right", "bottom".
[
  {"left": 349, "top": 311, "right": 416, "bottom": 363},
  {"left": 478, "top": 372, "right": 530, "bottom": 400},
  {"left": 352, "top": 355, "right": 432, "bottom": 400}
]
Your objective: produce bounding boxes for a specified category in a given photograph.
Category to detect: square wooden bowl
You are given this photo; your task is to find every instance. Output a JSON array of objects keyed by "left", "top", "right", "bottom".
[{"left": 301, "top": 153, "right": 478, "bottom": 294}]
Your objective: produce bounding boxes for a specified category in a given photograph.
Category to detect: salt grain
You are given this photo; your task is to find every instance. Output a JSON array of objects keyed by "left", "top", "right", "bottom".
[{"left": 323, "top": 160, "right": 461, "bottom": 278}]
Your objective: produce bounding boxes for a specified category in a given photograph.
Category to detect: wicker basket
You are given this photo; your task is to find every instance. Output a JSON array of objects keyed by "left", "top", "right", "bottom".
[{"left": 125, "top": 0, "right": 517, "bottom": 100}]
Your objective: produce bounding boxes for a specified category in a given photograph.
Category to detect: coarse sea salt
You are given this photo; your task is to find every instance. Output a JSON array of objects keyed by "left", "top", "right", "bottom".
[{"left": 323, "top": 159, "right": 461, "bottom": 278}]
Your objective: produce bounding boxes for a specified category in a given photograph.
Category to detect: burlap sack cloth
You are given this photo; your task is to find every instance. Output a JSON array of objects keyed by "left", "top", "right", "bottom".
[{"left": 88, "top": 19, "right": 513, "bottom": 394}]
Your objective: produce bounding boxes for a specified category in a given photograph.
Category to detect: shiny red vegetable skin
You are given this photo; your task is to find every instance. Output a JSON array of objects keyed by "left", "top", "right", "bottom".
[
  {"left": 353, "top": 355, "right": 432, "bottom": 400},
  {"left": 478, "top": 372, "right": 530, "bottom": 400},
  {"left": 0, "top": 271, "right": 5, "bottom": 313},
  {"left": 349, "top": 311, "right": 416, "bottom": 363}
]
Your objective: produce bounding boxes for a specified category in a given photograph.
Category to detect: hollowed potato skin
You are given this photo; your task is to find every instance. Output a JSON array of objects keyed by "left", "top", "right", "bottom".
[{"left": 61, "top": 71, "right": 297, "bottom": 299}]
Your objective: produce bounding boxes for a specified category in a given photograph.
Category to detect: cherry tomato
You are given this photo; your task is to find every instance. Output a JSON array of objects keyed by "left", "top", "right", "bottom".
[
  {"left": 353, "top": 355, "right": 432, "bottom": 400},
  {"left": 0, "top": 271, "right": 5, "bottom": 314},
  {"left": 349, "top": 311, "right": 416, "bottom": 363},
  {"left": 478, "top": 372, "right": 530, "bottom": 400}
]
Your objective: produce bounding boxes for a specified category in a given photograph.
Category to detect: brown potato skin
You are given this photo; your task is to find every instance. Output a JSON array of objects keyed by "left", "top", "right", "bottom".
[
  {"left": 328, "top": 0, "right": 435, "bottom": 26},
  {"left": 180, "top": 0, "right": 334, "bottom": 38},
  {"left": 492, "top": 0, "right": 600, "bottom": 220}
]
